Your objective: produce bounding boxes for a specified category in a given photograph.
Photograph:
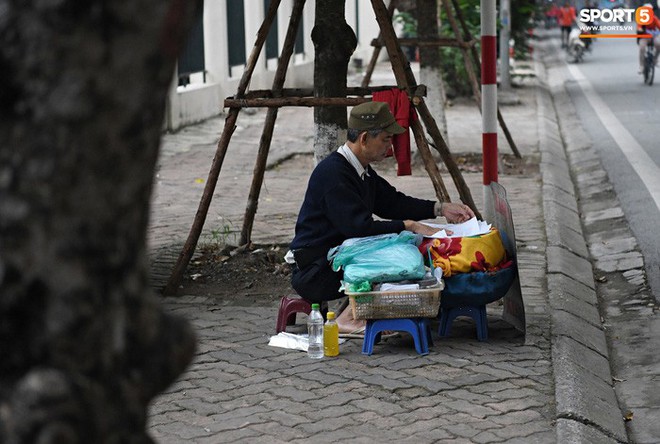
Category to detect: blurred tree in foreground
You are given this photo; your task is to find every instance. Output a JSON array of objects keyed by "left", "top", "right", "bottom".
[{"left": 0, "top": 1, "right": 199, "bottom": 441}]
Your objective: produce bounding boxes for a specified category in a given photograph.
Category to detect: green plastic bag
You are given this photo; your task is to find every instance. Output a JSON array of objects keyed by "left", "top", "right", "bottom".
[{"left": 327, "top": 231, "right": 425, "bottom": 286}]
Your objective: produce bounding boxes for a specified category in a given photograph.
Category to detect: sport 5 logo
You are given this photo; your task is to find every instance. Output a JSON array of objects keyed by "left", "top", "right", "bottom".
[{"left": 579, "top": 6, "right": 655, "bottom": 25}]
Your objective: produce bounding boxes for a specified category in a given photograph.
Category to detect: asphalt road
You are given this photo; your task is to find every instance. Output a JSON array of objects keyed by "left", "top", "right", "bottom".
[{"left": 563, "top": 34, "right": 660, "bottom": 302}]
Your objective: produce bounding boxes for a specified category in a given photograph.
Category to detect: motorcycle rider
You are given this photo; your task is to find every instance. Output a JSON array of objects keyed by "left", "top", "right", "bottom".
[
  {"left": 558, "top": 1, "right": 577, "bottom": 48},
  {"left": 637, "top": 4, "right": 660, "bottom": 74}
]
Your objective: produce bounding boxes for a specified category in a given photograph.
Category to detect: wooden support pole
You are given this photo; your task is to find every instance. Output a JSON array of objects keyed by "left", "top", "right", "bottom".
[
  {"left": 239, "top": 0, "right": 306, "bottom": 246},
  {"left": 450, "top": 0, "right": 521, "bottom": 159},
  {"left": 442, "top": 0, "right": 482, "bottom": 110},
  {"left": 361, "top": 0, "right": 396, "bottom": 88},
  {"left": 372, "top": 37, "right": 477, "bottom": 49},
  {"left": 415, "top": 98, "right": 481, "bottom": 219},
  {"left": 370, "top": 0, "right": 481, "bottom": 219},
  {"left": 163, "top": 0, "right": 283, "bottom": 296},
  {"left": 451, "top": 0, "right": 479, "bottom": 69},
  {"left": 410, "top": 119, "right": 450, "bottom": 202},
  {"left": 239, "top": 85, "right": 400, "bottom": 99},
  {"left": 224, "top": 96, "right": 370, "bottom": 108}
]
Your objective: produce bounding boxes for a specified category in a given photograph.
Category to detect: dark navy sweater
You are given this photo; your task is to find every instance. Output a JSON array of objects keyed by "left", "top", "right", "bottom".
[{"left": 290, "top": 151, "right": 435, "bottom": 251}]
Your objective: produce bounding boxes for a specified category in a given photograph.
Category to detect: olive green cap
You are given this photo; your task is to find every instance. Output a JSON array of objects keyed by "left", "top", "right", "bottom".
[{"left": 348, "top": 102, "right": 405, "bottom": 135}]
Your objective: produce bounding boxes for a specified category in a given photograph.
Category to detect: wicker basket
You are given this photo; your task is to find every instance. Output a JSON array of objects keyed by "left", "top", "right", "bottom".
[{"left": 347, "top": 284, "right": 442, "bottom": 320}]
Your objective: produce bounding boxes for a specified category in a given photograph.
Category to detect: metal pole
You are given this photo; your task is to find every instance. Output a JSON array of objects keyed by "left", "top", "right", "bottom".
[{"left": 482, "top": 0, "right": 498, "bottom": 220}]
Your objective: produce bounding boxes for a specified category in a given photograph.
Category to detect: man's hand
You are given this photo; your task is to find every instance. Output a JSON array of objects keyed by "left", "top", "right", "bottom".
[
  {"left": 403, "top": 220, "right": 439, "bottom": 236},
  {"left": 441, "top": 202, "right": 475, "bottom": 223}
]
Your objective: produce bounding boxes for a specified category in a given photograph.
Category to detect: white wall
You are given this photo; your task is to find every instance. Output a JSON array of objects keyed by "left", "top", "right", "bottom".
[
  {"left": 165, "top": 0, "right": 384, "bottom": 132},
  {"left": 350, "top": 1, "right": 389, "bottom": 65}
]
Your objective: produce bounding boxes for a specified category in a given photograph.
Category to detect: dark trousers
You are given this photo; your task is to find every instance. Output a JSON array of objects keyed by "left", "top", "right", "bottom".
[
  {"left": 561, "top": 26, "right": 571, "bottom": 46},
  {"left": 291, "top": 256, "right": 344, "bottom": 303}
]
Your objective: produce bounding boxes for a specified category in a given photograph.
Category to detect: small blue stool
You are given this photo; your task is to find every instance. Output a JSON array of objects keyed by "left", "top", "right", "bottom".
[
  {"left": 362, "top": 318, "right": 433, "bottom": 355},
  {"left": 438, "top": 305, "right": 488, "bottom": 341}
]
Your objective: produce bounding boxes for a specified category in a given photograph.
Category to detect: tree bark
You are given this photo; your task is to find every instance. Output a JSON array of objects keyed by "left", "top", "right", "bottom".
[
  {"left": 418, "top": 0, "right": 449, "bottom": 142},
  {"left": 312, "top": 0, "right": 357, "bottom": 162},
  {"left": 0, "top": 1, "right": 199, "bottom": 441}
]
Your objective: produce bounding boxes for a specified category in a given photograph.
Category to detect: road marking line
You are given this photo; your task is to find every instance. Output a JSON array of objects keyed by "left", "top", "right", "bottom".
[{"left": 566, "top": 63, "right": 660, "bottom": 212}]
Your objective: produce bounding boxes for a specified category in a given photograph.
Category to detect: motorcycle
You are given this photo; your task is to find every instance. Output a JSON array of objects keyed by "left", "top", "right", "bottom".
[{"left": 566, "top": 25, "right": 588, "bottom": 63}]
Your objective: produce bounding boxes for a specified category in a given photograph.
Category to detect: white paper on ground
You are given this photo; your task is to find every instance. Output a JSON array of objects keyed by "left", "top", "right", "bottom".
[
  {"left": 425, "top": 217, "right": 491, "bottom": 238},
  {"left": 268, "top": 332, "right": 347, "bottom": 351},
  {"left": 268, "top": 332, "right": 309, "bottom": 351}
]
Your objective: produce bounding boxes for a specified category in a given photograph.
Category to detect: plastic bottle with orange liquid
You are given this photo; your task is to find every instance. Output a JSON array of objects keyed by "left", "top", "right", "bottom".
[{"left": 323, "top": 311, "right": 339, "bottom": 357}]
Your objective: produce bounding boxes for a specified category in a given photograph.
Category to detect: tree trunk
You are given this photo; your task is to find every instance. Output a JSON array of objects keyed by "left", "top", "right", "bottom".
[
  {"left": 418, "top": 0, "right": 449, "bottom": 142},
  {"left": 0, "top": 1, "right": 199, "bottom": 442},
  {"left": 312, "top": 0, "right": 357, "bottom": 162}
]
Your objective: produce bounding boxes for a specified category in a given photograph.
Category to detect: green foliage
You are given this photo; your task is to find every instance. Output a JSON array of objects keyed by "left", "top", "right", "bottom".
[
  {"left": 510, "top": 0, "right": 537, "bottom": 60},
  {"left": 390, "top": 0, "right": 540, "bottom": 96},
  {"left": 436, "top": 0, "right": 539, "bottom": 96},
  {"left": 394, "top": 11, "right": 418, "bottom": 37},
  {"left": 204, "top": 217, "right": 236, "bottom": 248},
  {"left": 439, "top": 0, "right": 481, "bottom": 97}
]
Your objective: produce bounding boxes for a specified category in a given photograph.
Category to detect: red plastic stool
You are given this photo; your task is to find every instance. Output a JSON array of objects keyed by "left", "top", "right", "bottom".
[{"left": 275, "top": 296, "right": 327, "bottom": 333}]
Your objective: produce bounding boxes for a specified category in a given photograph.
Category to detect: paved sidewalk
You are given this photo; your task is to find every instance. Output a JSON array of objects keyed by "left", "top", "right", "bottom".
[{"left": 145, "top": 33, "right": 627, "bottom": 443}]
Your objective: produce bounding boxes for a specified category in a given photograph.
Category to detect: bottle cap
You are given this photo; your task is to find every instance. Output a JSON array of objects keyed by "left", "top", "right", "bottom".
[
  {"left": 327, "top": 311, "right": 335, "bottom": 320},
  {"left": 311, "top": 303, "right": 320, "bottom": 310}
]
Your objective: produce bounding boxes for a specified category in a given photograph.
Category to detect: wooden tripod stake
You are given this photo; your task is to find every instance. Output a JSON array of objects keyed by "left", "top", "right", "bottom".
[
  {"left": 370, "top": 0, "right": 480, "bottom": 218},
  {"left": 163, "top": 0, "right": 283, "bottom": 295},
  {"left": 239, "top": 0, "right": 307, "bottom": 246}
]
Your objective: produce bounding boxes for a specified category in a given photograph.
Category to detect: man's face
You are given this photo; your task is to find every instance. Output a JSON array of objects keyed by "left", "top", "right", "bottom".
[{"left": 360, "top": 130, "right": 393, "bottom": 164}]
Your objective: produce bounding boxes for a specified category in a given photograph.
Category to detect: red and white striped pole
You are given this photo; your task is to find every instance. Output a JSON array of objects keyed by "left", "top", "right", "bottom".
[{"left": 481, "top": 0, "right": 498, "bottom": 218}]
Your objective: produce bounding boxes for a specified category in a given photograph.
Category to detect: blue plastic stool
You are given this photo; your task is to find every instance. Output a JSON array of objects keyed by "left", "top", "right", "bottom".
[
  {"left": 438, "top": 305, "right": 488, "bottom": 341},
  {"left": 362, "top": 318, "right": 433, "bottom": 355}
]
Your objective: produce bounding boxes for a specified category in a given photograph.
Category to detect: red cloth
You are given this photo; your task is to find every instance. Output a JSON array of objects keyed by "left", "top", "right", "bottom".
[
  {"left": 546, "top": 5, "right": 560, "bottom": 18},
  {"left": 372, "top": 88, "right": 417, "bottom": 176}
]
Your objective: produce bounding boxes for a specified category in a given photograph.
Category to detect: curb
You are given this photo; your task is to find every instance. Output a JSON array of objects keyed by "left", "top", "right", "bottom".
[{"left": 535, "top": 40, "right": 628, "bottom": 443}]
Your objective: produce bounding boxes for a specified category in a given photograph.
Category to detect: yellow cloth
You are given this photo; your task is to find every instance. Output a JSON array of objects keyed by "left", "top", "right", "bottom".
[{"left": 426, "top": 228, "right": 507, "bottom": 277}]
